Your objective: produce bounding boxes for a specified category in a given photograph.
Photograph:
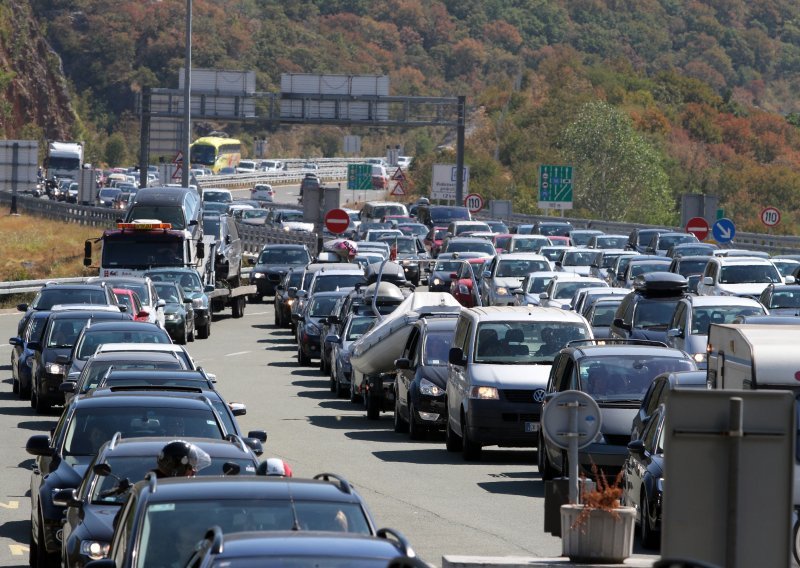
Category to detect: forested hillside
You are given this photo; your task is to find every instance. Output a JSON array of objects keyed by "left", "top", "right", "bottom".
[{"left": 12, "top": 0, "right": 800, "bottom": 230}]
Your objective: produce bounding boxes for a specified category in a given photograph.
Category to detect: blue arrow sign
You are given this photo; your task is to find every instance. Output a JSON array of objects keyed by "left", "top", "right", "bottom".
[{"left": 712, "top": 218, "right": 736, "bottom": 243}]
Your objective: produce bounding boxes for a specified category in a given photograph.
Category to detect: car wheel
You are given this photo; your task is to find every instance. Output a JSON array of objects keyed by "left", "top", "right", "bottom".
[
  {"left": 445, "top": 413, "right": 462, "bottom": 452},
  {"left": 12, "top": 375, "right": 19, "bottom": 394},
  {"left": 393, "top": 395, "right": 408, "bottom": 433},
  {"left": 297, "top": 345, "right": 310, "bottom": 366},
  {"left": 538, "top": 433, "right": 556, "bottom": 481},
  {"left": 640, "top": 491, "right": 660, "bottom": 549},
  {"left": 29, "top": 512, "right": 37, "bottom": 567},
  {"left": 32, "top": 379, "right": 50, "bottom": 414},
  {"left": 274, "top": 307, "right": 283, "bottom": 327},
  {"left": 37, "top": 512, "right": 59, "bottom": 568},
  {"left": 176, "top": 328, "right": 187, "bottom": 345},
  {"left": 319, "top": 356, "right": 327, "bottom": 375},
  {"left": 408, "top": 401, "right": 425, "bottom": 441},
  {"left": 461, "top": 414, "right": 482, "bottom": 461},
  {"left": 197, "top": 321, "right": 210, "bottom": 339},
  {"left": 188, "top": 324, "right": 195, "bottom": 342},
  {"left": 329, "top": 369, "right": 337, "bottom": 393}
]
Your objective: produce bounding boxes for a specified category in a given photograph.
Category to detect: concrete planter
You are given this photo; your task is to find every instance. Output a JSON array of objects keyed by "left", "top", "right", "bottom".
[{"left": 560, "top": 504, "right": 636, "bottom": 564}]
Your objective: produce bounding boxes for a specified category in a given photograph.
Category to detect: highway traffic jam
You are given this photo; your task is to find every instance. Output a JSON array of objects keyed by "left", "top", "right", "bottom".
[{"left": 8, "top": 190, "right": 800, "bottom": 567}]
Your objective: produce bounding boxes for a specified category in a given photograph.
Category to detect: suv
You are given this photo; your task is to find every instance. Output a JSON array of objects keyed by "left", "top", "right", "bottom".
[
  {"left": 609, "top": 272, "right": 688, "bottom": 343},
  {"left": 446, "top": 306, "right": 593, "bottom": 461},
  {"left": 539, "top": 340, "right": 696, "bottom": 480},
  {"left": 249, "top": 244, "right": 311, "bottom": 299},
  {"left": 58, "top": 436, "right": 261, "bottom": 568},
  {"left": 145, "top": 268, "right": 213, "bottom": 339},
  {"left": 202, "top": 213, "right": 243, "bottom": 284},
  {"left": 627, "top": 227, "right": 670, "bottom": 253},
  {"left": 102, "top": 474, "right": 379, "bottom": 568},
  {"left": 532, "top": 221, "right": 573, "bottom": 237},
  {"left": 446, "top": 220, "right": 491, "bottom": 237},
  {"left": 480, "top": 254, "right": 553, "bottom": 306},
  {"left": 644, "top": 231, "right": 699, "bottom": 256},
  {"left": 695, "top": 256, "right": 784, "bottom": 298}
]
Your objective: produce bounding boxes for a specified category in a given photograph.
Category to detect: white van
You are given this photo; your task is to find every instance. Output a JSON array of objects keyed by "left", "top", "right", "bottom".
[
  {"left": 446, "top": 306, "right": 593, "bottom": 461},
  {"left": 260, "top": 160, "right": 284, "bottom": 172}
]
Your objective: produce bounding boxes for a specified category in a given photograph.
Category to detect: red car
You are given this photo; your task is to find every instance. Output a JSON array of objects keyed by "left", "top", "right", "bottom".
[
  {"left": 449, "top": 258, "right": 489, "bottom": 307},
  {"left": 113, "top": 288, "right": 149, "bottom": 322},
  {"left": 424, "top": 226, "right": 449, "bottom": 257},
  {"left": 493, "top": 233, "right": 513, "bottom": 254},
  {"left": 548, "top": 235, "right": 572, "bottom": 246}
]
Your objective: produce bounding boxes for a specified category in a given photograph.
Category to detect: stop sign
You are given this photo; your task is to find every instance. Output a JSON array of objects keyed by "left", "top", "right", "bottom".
[
  {"left": 685, "top": 216, "right": 709, "bottom": 241},
  {"left": 324, "top": 208, "right": 351, "bottom": 234}
]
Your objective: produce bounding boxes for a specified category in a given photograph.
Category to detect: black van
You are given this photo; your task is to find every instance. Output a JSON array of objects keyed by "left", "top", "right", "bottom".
[
  {"left": 125, "top": 187, "right": 203, "bottom": 237},
  {"left": 416, "top": 205, "right": 471, "bottom": 228}
]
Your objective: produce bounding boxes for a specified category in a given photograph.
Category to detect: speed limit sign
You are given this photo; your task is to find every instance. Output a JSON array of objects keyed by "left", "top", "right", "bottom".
[
  {"left": 464, "top": 193, "right": 484, "bottom": 213},
  {"left": 761, "top": 206, "right": 781, "bottom": 227}
]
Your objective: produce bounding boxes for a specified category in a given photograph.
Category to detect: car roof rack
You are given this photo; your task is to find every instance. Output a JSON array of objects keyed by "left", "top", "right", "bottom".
[
  {"left": 144, "top": 471, "right": 158, "bottom": 493},
  {"left": 105, "top": 384, "right": 205, "bottom": 393},
  {"left": 108, "top": 431, "right": 123, "bottom": 450},
  {"left": 567, "top": 338, "right": 669, "bottom": 348},
  {"left": 313, "top": 472, "right": 353, "bottom": 495}
]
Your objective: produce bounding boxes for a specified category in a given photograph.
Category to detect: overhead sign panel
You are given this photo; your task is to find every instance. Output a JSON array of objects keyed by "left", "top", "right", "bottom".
[
  {"left": 280, "top": 74, "right": 389, "bottom": 121},
  {"left": 431, "top": 164, "right": 469, "bottom": 201},
  {"left": 538, "top": 164, "right": 574, "bottom": 210}
]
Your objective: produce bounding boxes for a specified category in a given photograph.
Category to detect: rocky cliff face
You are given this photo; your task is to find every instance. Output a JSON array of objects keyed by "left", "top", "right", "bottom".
[{"left": 0, "top": 0, "right": 74, "bottom": 139}]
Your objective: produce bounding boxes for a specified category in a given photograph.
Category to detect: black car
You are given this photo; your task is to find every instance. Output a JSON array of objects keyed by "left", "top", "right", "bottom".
[
  {"left": 630, "top": 370, "right": 707, "bottom": 443},
  {"left": 393, "top": 316, "right": 458, "bottom": 439},
  {"left": 96, "top": 474, "right": 380, "bottom": 568},
  {"left": 668, "top": 255, "right": 711, "bottom": 279},
  {"left": 184, "top": 528, "right": 421, "bottom": 568},
  {"left": 90, "top": 372, "right": 267, "bottom": 453},
  {"left": 66, "top": 320, "right": 172, "bottom": 380},
  {"left": 58, "top": 436, "right": 260, "bottom": 568},
  {"left": 26, "top": 391, "right": 230, "bottom": 567},
  {"left": 532, "top": 220, "right": 573, "bottom": 237},
  {"left": 10, "top": 310, "right": 50, "bottom": 398},
  {"left": 274, "top": 269, "right": 303, "bottom": 328},
  {"left": 377, "top": 235, "right": 428, "bottom": 285},
  {"left": 145, "top": 268, "right": 213, "bottom": 339},
  {"left": 15, "top": 282, "right": 120, "bottom": 336},
  {"left": 539, "top": 340, "right": 696, "bottom": 481},
  {"left": 627, "top": 227, "right": 670, "bottom": 253},
  {"left": 249, "top": 244, "right": 311, "bottom": 299},
  {"left": 609, "top": 273, "right": 688, "bottom": 343},
  {"left": 295, "top": 291, "right": 350, "bottom": 365},
  {"left": 29, "top": 308, "right": 131, "bottom": 413},
  {"left": 152, "top": 281, "right": 195, "bottom": 344}
]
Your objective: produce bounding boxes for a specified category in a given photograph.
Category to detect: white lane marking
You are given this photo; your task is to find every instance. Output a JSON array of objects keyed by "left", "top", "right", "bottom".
[
  {"left": 9, "top": 545, "right": 29, "bottom": 556},
  {"left": 0, "top": 344, "right": 10, "bottom": 349},
  {"left": 0, "top": 500, "right": 18, "bottom": 509},
  {"left": 225, "top": 351, "right": 251, "bottom": 357},
  {"left": 246, "top": 311, "right": 269, "bottom": 316}
]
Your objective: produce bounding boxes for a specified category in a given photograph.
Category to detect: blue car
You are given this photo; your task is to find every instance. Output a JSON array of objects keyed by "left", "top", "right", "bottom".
[{"left": 10, "top": 310, "right": 50, "bottom": 398}]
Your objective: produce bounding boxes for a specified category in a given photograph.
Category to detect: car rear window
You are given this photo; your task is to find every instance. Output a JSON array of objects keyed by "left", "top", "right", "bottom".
[
  {"left": 34, "top": 289, "right": 109, "bottom": 310},
  {"left": 496, "top": 259, "right": 550, "bottom": 278},
  {"left": 578, "top": 355, "right": 695, "bottom": 400},
  {"left": 474, "top": 321, "right": 590, "bottom": 364}
]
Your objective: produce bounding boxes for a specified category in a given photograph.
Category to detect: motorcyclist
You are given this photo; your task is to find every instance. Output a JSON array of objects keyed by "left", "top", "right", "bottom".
[
  {"left": 151, "top": 440, "right": 212, "bottom": 478},
  {"left": 257, "top": 457, "right": 293, "bottom": 477}
]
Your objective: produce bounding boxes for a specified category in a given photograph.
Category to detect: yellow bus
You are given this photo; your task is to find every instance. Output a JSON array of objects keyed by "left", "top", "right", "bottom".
[{"left": 189, "top": 136, "right": 242, "bottom": 173}]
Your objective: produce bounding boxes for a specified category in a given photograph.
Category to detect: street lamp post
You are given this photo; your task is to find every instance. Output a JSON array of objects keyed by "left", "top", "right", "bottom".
[{"left": 182, "top": 0, "right": 192, "bottom": 189}]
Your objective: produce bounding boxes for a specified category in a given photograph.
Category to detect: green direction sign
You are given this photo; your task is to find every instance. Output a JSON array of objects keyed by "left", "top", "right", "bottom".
[
  {"left": 538, "top": 164, "right": 574, "bottom": 209},
  {"left": 347, "top": 164, "right": 372, "bottom": 190}
]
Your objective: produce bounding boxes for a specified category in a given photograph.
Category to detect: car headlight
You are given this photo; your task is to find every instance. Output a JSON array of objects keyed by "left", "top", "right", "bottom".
[
  {"left": 287, "top": 299, "right": 295, "bottom": 306},
  {"left": 80, "top": 541, "right": 110, "bottom": 560},
  {"left": 283, "top": 226, "right": 291, "bottom": 232},
  {"left": 469, "top": 386, "right": 499, "bottom": 400},
  {"left": 433, "top": 278, "right": 442, "bottom": 286},
  {"left": 693, "top": 352, "right": 706, "bottom": 364},
  {"left": 165, "top": 313, "right": 178, "bottom": 321},
  {"left": 305, "top": 323, "right": 321, "bottom": 335},
  {"left": 496, "top": 286, "right": 509, "bottom": 296},
  {"left": 420, "top": 378, "right": 444, "bottom": 396},
  {"left": 252, "top": 272, "right": 265, "bottom": 279},
  {"left": 46, "top": 362, "right": 64, "bottom": 375}
]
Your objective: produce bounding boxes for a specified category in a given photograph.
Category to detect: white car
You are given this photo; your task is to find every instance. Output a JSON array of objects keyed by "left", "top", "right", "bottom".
[
  {"left": 480, "top": 254, "right": 553, "bottom": 306},
  {"left": 251, "top": 184, "right": 275, "bottom": 203},
  {"left": 695, "top": 256, "right": 787, "bottom": 297},
  {"left": 236, "top": 160, "right": 257, "bottom": 174},
  {"left": 259, "top": 159, "right": 284, "bottom": 172},
  {"left": 539, "top": 275, "right": 606, "bottom": 309}
]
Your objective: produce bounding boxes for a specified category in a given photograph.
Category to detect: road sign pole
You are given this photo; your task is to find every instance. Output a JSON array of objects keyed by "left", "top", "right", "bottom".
[
  {"left": 455, "top": 95, "right": 466, "bottom": 206},
  {"left": 568, "top": 400, "right": 580, "bottom": 504}
]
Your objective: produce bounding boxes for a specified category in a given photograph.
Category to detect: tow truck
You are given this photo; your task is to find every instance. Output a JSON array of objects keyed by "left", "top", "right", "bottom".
[{"left": 84, "top": 221, "right": 254, "bottom": 318}]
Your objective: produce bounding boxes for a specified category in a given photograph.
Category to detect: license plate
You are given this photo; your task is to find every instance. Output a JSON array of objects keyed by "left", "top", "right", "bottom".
[{"left": 525, "top": 422, "right": 539, "bottom": 433}]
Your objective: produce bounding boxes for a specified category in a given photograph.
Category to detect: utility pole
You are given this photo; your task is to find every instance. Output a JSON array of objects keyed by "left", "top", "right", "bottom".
[
  {"left": 182, "top": 0, "right": 192, "bottom": 190},
  {"left": 455, "top": 95, "right": 466, "bottom": 206}
]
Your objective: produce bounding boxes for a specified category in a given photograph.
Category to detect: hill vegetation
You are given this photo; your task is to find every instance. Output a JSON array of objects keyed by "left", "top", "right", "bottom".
[{"left": 11, "top": 0, "right": 800, "bottom": 231}]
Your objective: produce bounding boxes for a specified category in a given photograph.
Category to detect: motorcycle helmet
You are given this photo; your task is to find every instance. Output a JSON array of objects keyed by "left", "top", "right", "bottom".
[
  {"left": 156, "top": 440, "right": 212, "bottom": 477},
  {"left": 333, "top": 239, "right": 358, "bottom": 261},
  {"left": 261, "top": 457, "right": 293, "bottom": 477}
]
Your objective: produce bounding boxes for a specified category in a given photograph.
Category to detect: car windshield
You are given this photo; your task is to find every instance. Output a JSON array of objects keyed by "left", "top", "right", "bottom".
[
  {"left": 630, "top": 262, "right": 670, "bottom": 278},
  {"left": 660, "top": 235, "right": 695, "bottom": 249},
  {"left": 494, "top": 236, "right": 512, "bottom": 250},
  {"left": 242, "top": 209, "right": 269, "bottom": 219},
  {"left": 153, "top": 284, "right": 182, "bottom": 303},
  {"left": 454, "top": 223, "right": 489, "bottom": 235},
  {"left": 446, "top": 241, "right": 494, "bottom": 255},
  {"left": 78, "top": 359, "right": 185, "bottom": 393},
  {"left": 769, "top": 289, "right": 800, "bottom": 309},
  {"left": 570, "top": 232, "right": 601, "bottom": 246},
  {"left": 540, "top": 248, "right": 566, "bottom": 262},
  {"left": 397, "top": 224, "right": 427, "bottom": 238},
  {"left": 98, "top": 189, "right": 120, "bottom": 198},
  {"left": 76, "top": 330, "right": 171, "bottom": 360},
  {"left": 614, "top": 256, "right": 636, "bottom": 272},
  {"left": 434, "top": 261, "right": 460, "bottom": 273},
  {"left": 633, "top": 298, "right": 681, "bottom": 329},
  {"left": 596, "top": 237, "right": 628, "bottom": 249},
  {"left": 496, "top": 259, "right": 551, "bottom": 277},
  {"left": 203, "top": 216, "right": 220, "bottom": 235},
  {"left": 259, "top": 249, "right": 309, "bottom": 265},
  {"left": 579, "top": 355, "right": 695, "bottom": 400},
  {"left": 473, "top": 321, "right": 590, "bottom": 364},
  {"left": 346, "top": 317, "right": 376, "bottom": 341},
  {"left": 128, "top": 206, "right": 186, "bottom": 230},
  {"left": 136, "top": 500, "right": 371, "bottom": 568},
  {"left": 423, "top": 330, "right": 454, "bottom": 366},
  {"left": 719, "top": 264, "right": 781, "bottom": 284},
  {"left": 309, "top": 296, "right": 339, "bottom": 317},
  {"left": 431, "top": 207, "right": 469, "bottom": 222},
  {"left": 47, "top": 317, "right": 92, "bottom": 348},
  {"left": 103, "top": 240, "right": 184, "bottom": 269},
  {"left": 675, "top": 259, "right": 709, "bottom": 277},
  {"left": 562, "top": 251, "right": 600, "bottom": 266},
  {"left": 525, "top": 275, "right": 554, "bottom": 294},
  {"left": 114, "top": 292, "right": 137, "bottom": 313},
  {"left": 312, "top": 275, "right": 365, "bottom": 293},
  {"left": 433, "top": 228, "right": 449, "bottom": 240},
  {"left": 147, "top": 272, "right": 203, "bottom": 294},
  {"left": 537, "top": 224, "right": 571, "bottom": 236},
  {"left": 90, "top": 455, "right": 257, "bottom": 504},
  {"left": 203, "top": 192, "right": 231, "bottom": 203},
  {"left": 367, "top": 231, "right": 400, "bottom": 242},
  {"left": 34, "top": 289, "right": 109, "bottom": 310},
  {"left": 26, "top": 317, "right": 49, "bottom": 342},
  {"left": 510, "top": 237, "right": 548, "bottom": 252},
  {"left": 690, "top": 305, "right": 765, "bottom": 334},
  {"left": 281, "top": 211, "right": 304, "bottom": 223},
  {"left": 674, "top": 245, "right": 714, "bottom": 257},
  {"left": 380, "top": 238, "right": 415, "bottom": 253},
  {"left": 63, "top": 407, "right": 223, "bottom": 456},
  {"left": 591, "top": 304, "right": 620, "bottom": 326},
  {"left": 554, "top": 281, "right": 599, "bottom": 300}
]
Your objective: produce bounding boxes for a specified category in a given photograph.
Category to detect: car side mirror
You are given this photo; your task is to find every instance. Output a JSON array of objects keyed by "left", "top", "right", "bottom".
[
  {"left": 482, "top": 270, "right": 491, "bottom": 279},
  {"left": 56, "top": 354, "right": 70, "bottom": 365},
  {"left": 93, "top": 463, "right": 113, "bottom": 476},
  {"left": 118, "top": 305, "right": 128, "bottom": 312},
  {"left": 328, "top": 315, "right": 340, "bottom": 325},
  {"left": 703, "top": 276, "right": 713, "bottom": 285},
  {"left": 324, "top": 334, "right": 341, "bottom": 345},
  {"left": 183, "top": 298, "right": 193, "bottom": 304},
  {"left": 8, "top": 337, "right": 21, "bottom": 346},
  {"left": 667, "top": 328, "right": 683, "bottom": 338},
  {"left": 555, "top": 261, "right": 562, "bottom": 267},
  {"left": 627, "top": 439, "right": 646, "bottom": 457},
  {"left": 449, "top": 272, "right": 458, "bottom": 280},
  {"left": 25, "top": 434, "right": 53, "bottom": 457},
  {"left": 247, "top": 257, "right": 256, "bottom": 266},
  {"left": 512, "top": 288, "right": 523, "bottom": 295},
  {"left": 288, "top": 287, "right": 298, "bottom": 297},
  {"left": 17, "top": 303, "right": 28, "bottom": 312},
  {"left": 448, "top": 347, "right": 466, "bottom": 366},
  {"left": 157, "top": 299, "right": 166, "bottom": 308},
  {"left": 196, "top": 241, "right": 204, "bottom": 259},
  {"left": 295, "top": 290, "right": 307, "bottom": 298},
  {"left": 539, "top": 292, "right": 548, "bottom": 300},
  {"left": 59, "top": 382, "right": 76, "bottom": 393},
  {"left": 248, "top": 429, "right": 268, "bottom": 442},
  {"left": 229, "top": 402, "right": 247, "bottom": 416},
  {"left": 786, "top": 275, "right": 796, "bottom": 284},
  {"left": 276, "top": 285, "right": 285, "bottom": 292},
  {"left": 27, "top": 341, "right": 41, "bottom": 352},
  {"left": 394, "top": 358, "right": 411, "bottom": 370},
  {"left": 204, "top": 284, "right": 215, "bottom": 293},
  {"left": 52, "top": 488, "right": 81, "bottom": 508},
  {"left": 613, "top": 318, "right": 630, "bottom": 331}
]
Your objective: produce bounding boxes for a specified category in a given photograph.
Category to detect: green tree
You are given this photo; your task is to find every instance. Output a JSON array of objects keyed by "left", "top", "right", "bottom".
[
  {"left": 105, "top": 133, "right": 128, "bottom": 167},
  {"left": 561, "top": 101, "right": 673, "bottom": 224}
]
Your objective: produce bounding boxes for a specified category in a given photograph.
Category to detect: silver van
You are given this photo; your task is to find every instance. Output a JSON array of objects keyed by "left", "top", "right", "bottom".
[{"left": 446, "top": 306, "right": 593, "bottom": 461}]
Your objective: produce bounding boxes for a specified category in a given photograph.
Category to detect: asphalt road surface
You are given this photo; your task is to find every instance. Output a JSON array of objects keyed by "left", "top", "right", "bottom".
[{"left": 0, "top": 301, "right": 568, "bottom": 567}]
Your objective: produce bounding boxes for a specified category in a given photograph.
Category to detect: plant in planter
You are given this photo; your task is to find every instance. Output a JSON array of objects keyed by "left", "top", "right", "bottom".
[{"left": 561, "top": 463, "right": 636, "bottom": 564}]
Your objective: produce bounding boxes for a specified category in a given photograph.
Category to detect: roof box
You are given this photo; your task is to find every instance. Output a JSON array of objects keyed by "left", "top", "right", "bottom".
[{"left": 633, "top": 272, "right": 687, "bottom": 296}]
